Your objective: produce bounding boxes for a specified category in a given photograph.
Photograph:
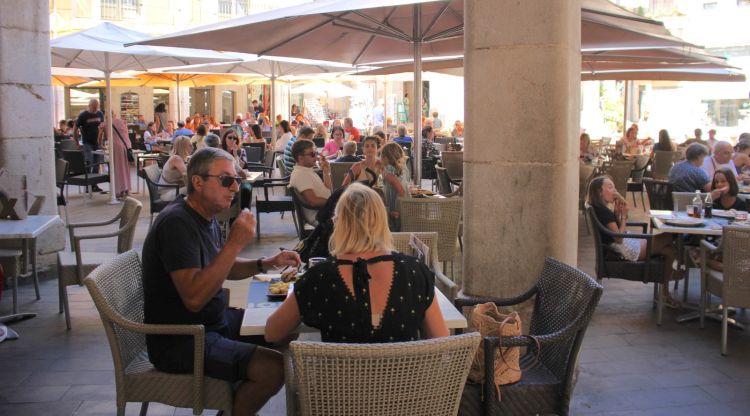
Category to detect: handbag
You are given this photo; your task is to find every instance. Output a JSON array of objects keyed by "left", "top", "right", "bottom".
[{"left": 113, "top": 127, "right": 134, "bottom": 162}]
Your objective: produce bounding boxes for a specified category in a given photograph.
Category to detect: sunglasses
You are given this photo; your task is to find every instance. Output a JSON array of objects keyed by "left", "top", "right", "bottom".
[
  {"left": 202, "top": 174, "right": 243, "bottom": 188},
  {"left": 302, "top": 152, "right": 317, "bottom": 157}
]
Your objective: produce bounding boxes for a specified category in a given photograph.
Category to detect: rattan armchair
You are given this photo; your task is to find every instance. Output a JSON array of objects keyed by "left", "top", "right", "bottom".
[
  {"left": 140, "top": 164, "right": 180, "bottom": 225},
  {"left": 700, "top": 226, "right": 750, "bottom": 355},
  {"left": 57, "top": 197, "right": 142, "bottom": 329},
  {"left": 627, "top": 154, "right": 651, "bottom": 207},
  {"left": 391, "top": 232, "right": 458, "bottom": 300},
  {"left": 642, "top": 178, "right": 673, "bottom": 210},
  {"left": 586, "top": 206, "right": 668, "bottom": 325},
  {"left": 399, "top": 197, "right": 462, "bottom": 276},
  {"left": 285, "top": 333, "right": 480, "bottom": 416},
  {"left": 329, "top": 162, "right": 356, "bottom": 190},
  {"left": 441, "top": 151, "right": 463, "bottom": 182},
  {"left": 455, "top": 257, "right": 603, "bottom": 416},
  {"left": 84, "top": 250, "right": 233, "bottom": 416},
  {"left": 652, "top": 150, "right": 677, "bottom": 180}
]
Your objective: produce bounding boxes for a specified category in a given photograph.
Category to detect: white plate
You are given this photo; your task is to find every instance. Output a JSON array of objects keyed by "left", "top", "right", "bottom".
[
  {"left": 713, "top": 209, "right": 736, "bottom": 219},
  {"left": 664, "top": 218, "right": 705, "bottom": 227}
]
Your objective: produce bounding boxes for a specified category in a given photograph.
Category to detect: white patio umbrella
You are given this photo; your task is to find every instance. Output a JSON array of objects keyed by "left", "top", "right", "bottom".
[
  {"left": 158, "top": 55, "right": 358, "bottom": 142},
  {"left": 50, "top": 22, "right": 235, "bottom": 204},
  {"left": 133, "top": 0, "right": 697, "bottom": 182}
]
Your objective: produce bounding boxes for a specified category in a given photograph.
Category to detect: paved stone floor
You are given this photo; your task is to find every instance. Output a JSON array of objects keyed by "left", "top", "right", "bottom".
[{"left": 0, "top": 171, "right": 748, "bottom": 415}]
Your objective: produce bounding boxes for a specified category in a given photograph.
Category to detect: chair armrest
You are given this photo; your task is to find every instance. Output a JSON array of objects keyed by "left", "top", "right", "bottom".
[
  {"left": 700, "top": 239, "right": 719, "bottom": 254},
  {"left": 68, "top": 216, "right": 121, "bottom": 230},
  {"left": 434, "top": 270, "right": 458, "bottom": 301},
  {"left": 626, "top": 221, "right": 648, "bottom": 233},
  {"left": 283, "top": 348, "right": 298, "bottom": 416},
  {"left": 454, "top": 285, "right": 538, "bottom": 309}
]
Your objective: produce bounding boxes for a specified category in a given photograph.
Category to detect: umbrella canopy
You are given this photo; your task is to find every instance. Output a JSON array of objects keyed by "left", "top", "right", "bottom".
[
  {"left": 51, "top": 75, "right": 90, "bottom": 87},
  {"left": 83, "top": 72, "right": 259, "bottom": 88},
  {"left": 50, "top": 22, "right": 235, "bottom": 204},
  {"left": 132, "top": 0, "right": 699, "bottom": 182}
]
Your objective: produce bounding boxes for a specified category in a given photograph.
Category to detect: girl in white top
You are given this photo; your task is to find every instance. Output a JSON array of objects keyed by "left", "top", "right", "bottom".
[
  {"left": 274, "top": 120, "right": 293, "bottom": 153},
  {"left": 158, "top": 136, "right": 191, "bottom": 201}
]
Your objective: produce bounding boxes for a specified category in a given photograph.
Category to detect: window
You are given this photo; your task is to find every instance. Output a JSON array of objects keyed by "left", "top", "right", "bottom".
[
  {"left": 703, "top": 99, "right": 750, "bottom": 127},
  {"left": 101, "top": 0, "right": 140, "bottom": 20},
  {"left": 218, "top": 0, "right": 232, "bottom": 19},
  {"left": 222, "top": 91, "right": 236, "bottom": 124},
  {"left": 190, "top": 88, "right": 213, "bottom": 119}
]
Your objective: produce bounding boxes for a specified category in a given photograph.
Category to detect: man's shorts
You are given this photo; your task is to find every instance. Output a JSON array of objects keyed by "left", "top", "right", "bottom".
[{"left": 153, "top": 308, "right": 258, "bottom": 382}]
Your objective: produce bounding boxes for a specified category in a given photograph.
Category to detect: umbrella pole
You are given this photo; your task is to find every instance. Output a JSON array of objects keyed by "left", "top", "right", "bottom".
[
  {"left": 623, "top": 80, "right": 630, "bottom": 136},
  {"left": 105, "top": 53, "right": 119, "bottom": 205},
  {"left": 413, "top": 4, "right": 423, "bottom": 185},
  {"left": 271, "top": 71, "right": 277, "bottom": 147},
  {"left": 176, "top": 77, "right": 181, "bottom": 123}
]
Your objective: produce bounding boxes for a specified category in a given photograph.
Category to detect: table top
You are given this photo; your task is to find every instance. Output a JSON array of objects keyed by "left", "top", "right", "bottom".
[
  {"left": 241, "top": 279, "right": 467, "bottom": 336},
  {"left": 650, "top": 210, "right": 736, "bottom": 236},
  {"left": 0, "top": 215, "right": 60, "bottom": 239}
]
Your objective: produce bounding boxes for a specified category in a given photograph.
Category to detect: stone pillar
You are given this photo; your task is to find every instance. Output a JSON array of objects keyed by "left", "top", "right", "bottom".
[
  {"left": 0, "top": 0, "right": 57, "bottom": 216},
  {"left": 463, "top": 0, "right": 581, "bottom": 298}
]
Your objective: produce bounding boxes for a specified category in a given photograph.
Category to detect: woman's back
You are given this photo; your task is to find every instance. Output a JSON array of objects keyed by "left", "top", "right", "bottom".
[
  {"left": 294, "top": 252, "right": 434, "bottom": 343},
  {"left": 158, "top": 155, "right": 185, "bottom": 201}
]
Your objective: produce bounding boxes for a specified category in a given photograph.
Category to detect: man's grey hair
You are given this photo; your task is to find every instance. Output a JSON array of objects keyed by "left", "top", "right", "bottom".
[
  {"left": 397, "top": 125, "right": 407, "bottom": 136},
  {"left": 297, "top": 126, "right": 315, "bottom": 140},
  {"left": 685, "top": 143, "right": 709, "bottom": 161},
  {"left": 186, "top": 147, "right": 239, "bottom": 194},
  {"left": 343, "top": 141, "right": 357, "bottom": 155},
  {"left": 203, "top": 133, "right": 221, "bottom": 148}
]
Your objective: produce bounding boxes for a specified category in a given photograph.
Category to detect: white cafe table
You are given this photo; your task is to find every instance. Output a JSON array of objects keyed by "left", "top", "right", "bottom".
[
  {"left": 649, "top": 210, "right": 726, "bottom": 236},
  {"left": 241, "top": 278, "right": 467, "bottom": 336},
  {"left": 0, "top": 215, "right": 60, "bottom": 338}
]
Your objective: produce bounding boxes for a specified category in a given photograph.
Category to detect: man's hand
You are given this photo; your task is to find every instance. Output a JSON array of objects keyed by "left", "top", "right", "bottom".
[
  {"left": 319, "top": 154, "right": 330, "bottom": 172},
  {"left": 266, "top": 250, "right": 302, "bottom": 270},
  {"left": 226, "top": 209, "right": 256, "bottom": 248}
]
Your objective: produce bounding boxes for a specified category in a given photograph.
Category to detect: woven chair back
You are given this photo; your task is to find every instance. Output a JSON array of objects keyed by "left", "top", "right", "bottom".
[
  {"left": 399, "top": 197, "right": 462, "bottom": 262},
  {"left": 116, "top": 197, "right": 143, "bottom": 253},
  {"left": 84, "top": 250, "right": 145, "bottom": 378},
  {"left": 630, "top": 155, "right": 651, "bottom": 182},
  {"left": 291, "top": 333, "right": 480, "bottom": 416},
  {"left": 530, "top": 257, "right": 603, "bottom": 380},
  {"left": 435, "top": 166, "right": 453, "bottom": 195},
  {"left": 55, "top": 159, "right": 69, "bottom": 184},
  {"left": 606, "top": 160, "right": 634, "bottom": 196},
  {"left": 642, "top": 178, "right": 673, "bottom": 210},
  {"left": 62, "top": 150, "right": 86, "bottom": 176},
  {"left": 391, "top": 232, "right": 439, "bottom": 265},
  {"left": 652, "top": 151, "right": 676, "bottom": 180},
  {"left": 721, "top": 226, "right": 750, "bottom": 306},
  {"left": 329, "top": 162, "right": 356, "bottom": 191},
  {"left": 441, "top": 151, "right": 463, "bottom": 181},
  {"left": 672, "top": 191, "right": 708, "bottom": 211},
  {"left": 579, "top": 164, "right": 597, "bottom": 211}
]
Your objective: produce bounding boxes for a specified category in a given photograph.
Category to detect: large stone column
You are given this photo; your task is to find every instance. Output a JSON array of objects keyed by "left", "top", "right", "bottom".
[
  {"left": 463, "top": 0, "right": 581, "bottom": 298},
  {"left": 0, "top": 0, "right": 57, "bottom": 216}
]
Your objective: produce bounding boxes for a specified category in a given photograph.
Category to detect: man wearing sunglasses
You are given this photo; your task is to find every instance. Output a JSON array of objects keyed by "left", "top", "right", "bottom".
[
  {"left": 289, "top": 139, "right": 332, "bottom": 226},
  {"left": 141, "top": 147, "right": 301, "bottom": 416}
]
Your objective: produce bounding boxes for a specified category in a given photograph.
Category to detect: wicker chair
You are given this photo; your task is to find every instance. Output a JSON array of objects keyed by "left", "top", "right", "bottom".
[
  {"left": 57, "top": 197, "right": 142, "bottom": 329},
  {"left": 140, "top": 164, "right": 180, "bottom": 225},
  {"left": 399, "top": 197, "right": 462, "bottom": 276},
  {"left": 285, "top": 333, "right": 480, "bottom": 416},
  {"left": 603, "top": 160, "right": 634, "bottom": 197},
  {"left": 391, "top": 232, "right": 458, "bottom": 300},
  {"left": 435, "top": 166, "right": 454, "bottom": 195},
  {"left": 672, "top": 191, "right": 708, "bottom": 211},
  {"left": 700, "top": 226, "right": 750, "bottom": 355},
  {"left": 84, "top": 250, "right": 233, "bottom": 416},
  {"left": 441, "top": 151, "right": 463, "bottom": 182},
  {"left": 586, "top": 206, "right": 669, "bottom": 325},
  {"left": 455, "top": 257, "right": 603, "bottom": 416},
  {"left": 627, "top": 155, "right": 651, "bottom": 207},
  {"left": 329, "top": 162, "right": 356, "bottom": 191},
  {"left": 642, "top": 178, "right": 673, "bottom": 210},
  {"left": 652, "top": 150, "right": 677, "bottom": 180}
]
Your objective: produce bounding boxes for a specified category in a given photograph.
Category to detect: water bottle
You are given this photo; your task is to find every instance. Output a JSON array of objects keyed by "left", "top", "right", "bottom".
[
  {"left": 692, "top": 190, "right": 703, "bottom": 218},
  {"left": 704, "top": 192, "right": 713, "bottom": 218}
]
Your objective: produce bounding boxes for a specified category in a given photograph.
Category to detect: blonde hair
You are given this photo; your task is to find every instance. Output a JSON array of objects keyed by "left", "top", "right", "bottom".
[
  {"left": 380, "top": 142, "right": 405, "bottom": 176},
  {"left": 329, "top": 183, "right": 392, "bottom": 255},
  {"left": 172, "top": 136, "right": 193, "bottom": 160}
]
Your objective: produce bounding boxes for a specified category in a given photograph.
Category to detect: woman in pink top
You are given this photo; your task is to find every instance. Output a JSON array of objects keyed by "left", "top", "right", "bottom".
[
  {"left": 102, "top": 111, "right": 132, "bottom": 199},
  {"left": 323, "top": 126, "right": 345, "bottom": 159}
]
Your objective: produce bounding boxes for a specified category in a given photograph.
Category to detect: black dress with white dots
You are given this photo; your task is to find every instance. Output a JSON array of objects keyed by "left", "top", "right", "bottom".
[{"left": 293, "top": 252, "right": 435, "bottom": 343}]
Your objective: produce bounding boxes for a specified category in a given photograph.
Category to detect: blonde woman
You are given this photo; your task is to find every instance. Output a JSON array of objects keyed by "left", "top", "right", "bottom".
[
  {"left": 157, "top": 136, "right": 191, "bottom": 201},
  {"left": 265, "top": 183, "right": 448, "bottom": 343},
  {"left": 380, "top": 142, "right": 410, "bottom": 230}
]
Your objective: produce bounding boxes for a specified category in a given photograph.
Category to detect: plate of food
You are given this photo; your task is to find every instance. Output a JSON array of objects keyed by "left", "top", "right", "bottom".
[
  {"left": 411, "top": 189, "right": 435, "bottom": 197},
  {"left": 267, "top": 278, "right": 293, "bottom": 299},
  {"left": 664, "top": 218, "right": 705, "bottom": 227},
  {"left": 713, "top": 209, "right": 737, "bottom": 219}
]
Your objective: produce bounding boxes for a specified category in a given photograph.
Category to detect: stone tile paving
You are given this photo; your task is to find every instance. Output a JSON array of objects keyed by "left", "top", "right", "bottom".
[{"left": 0, "top": 172, "right": 748, "bottom": 415}]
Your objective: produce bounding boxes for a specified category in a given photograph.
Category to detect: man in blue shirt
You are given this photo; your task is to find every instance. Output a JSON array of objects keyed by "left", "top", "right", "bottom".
[
  {"left": 172, "top": 121, "right": 194, "bottom": 140},
  {"left": 392, "top": 125, "right": 413, "bottom": 146},
  {"left": 669, "top": 143, "right": 711, "bottom": 193}
]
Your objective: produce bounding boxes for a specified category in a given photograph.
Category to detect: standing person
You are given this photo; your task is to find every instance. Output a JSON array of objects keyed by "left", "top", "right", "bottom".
[
  {"left": 265, "top": 182, "right": 448, "bottom": 343},
  {"left": 380, "top": 142, "right": 410, "bottom": 231},
  {"left": 343, "top": 117, "right": 361, "bottom": 142},
  {"left": 706, "top": 129, "right": 719, "bottom": 151},
  {"left": 341, "top": 135, "right": 382, "bottom": 187},
  {"left": 142, "top": 147, "right": 301, "bottom": 416},
  {"left": 431, "top": 111, "right": 443, "bottom": 131},
  {"left": 74, "top": 99, "right": 105, "bottom": 184},
  {"left": 102, "top": 111, "right": 132, "bottom": 199},
  {"left": 154, "top": 103, "right": 168, "bottom": 134}
]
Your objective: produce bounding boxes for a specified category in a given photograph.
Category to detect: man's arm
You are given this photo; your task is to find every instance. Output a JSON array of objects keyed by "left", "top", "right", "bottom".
[
  {"left": 301, "top": 189, "right": 328, "bottom": 208},
  {"left": 169, "top": 210, "right": 256, "bottom": 313},
  {"left": 228, "top": 251, "right": 301, "bottom": 280}
]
